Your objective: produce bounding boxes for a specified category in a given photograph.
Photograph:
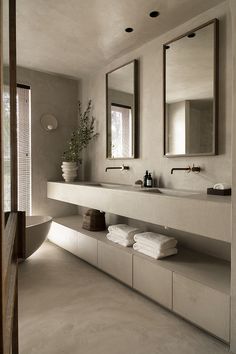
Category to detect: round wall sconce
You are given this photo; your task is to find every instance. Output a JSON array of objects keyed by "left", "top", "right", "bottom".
[{"left": 40, "top": 114, "right": 58, "bottom": 131}]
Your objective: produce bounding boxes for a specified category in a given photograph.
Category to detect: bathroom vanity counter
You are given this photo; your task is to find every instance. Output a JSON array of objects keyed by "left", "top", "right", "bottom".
[
  {"left": 48, "top": 214, "right": 230, "bottom": 342},
  {"left": 48, "top": 181, "right": 231, "bottom": 202},
  {"left": 47, "top": 181, "right": 231, "bottom": 242},
  {"left": 51, "top": 215, "right": 230, "bottom": 294}
]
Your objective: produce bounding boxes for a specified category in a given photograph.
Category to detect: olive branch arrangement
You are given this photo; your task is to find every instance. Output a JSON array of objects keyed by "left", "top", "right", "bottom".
[{"left": 62, "top": 100, "right": 98, "bottom": 162}]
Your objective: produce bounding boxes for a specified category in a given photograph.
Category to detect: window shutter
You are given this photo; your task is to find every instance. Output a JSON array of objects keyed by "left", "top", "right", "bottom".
[{"left": 17, "top": 86, "right": 31, "bottom": 215}]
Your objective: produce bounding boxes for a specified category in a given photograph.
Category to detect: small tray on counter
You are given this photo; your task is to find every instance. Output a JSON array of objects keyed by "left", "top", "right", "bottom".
[{"left": 207, "top": 188, "right": 231, "bottom": 196}]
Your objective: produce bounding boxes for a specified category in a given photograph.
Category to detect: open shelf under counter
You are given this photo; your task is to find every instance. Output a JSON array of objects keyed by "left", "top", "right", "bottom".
[
  {"left": 49, "top": 214, "right": 230, "bottom": 295},
  {"left": 134, "top": 246, "right": 230, "bottom": 295},
  {"left": 50, "top": 214, "right": 107, "bottom": 241},
  {"left": 48, "top": 214, "right": 230, "bottom": 342}
]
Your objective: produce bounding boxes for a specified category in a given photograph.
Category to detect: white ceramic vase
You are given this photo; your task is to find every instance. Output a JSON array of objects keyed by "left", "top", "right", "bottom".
[{"left": 61, "top": 162, "right": 78, "bottom": 182}]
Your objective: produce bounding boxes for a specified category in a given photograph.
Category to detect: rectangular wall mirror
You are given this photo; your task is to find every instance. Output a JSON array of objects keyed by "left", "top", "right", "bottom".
[
  {"left": 164, "top": 19, "right": 218, "bottom": 157},
  {"left": 106, "top": 60, "right": 138, "bottom": 159}
]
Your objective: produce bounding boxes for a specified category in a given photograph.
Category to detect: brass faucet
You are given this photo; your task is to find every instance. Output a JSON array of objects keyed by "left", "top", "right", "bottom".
[
  {"left": 105, "top": 164, "right": 129, "bottom": 172},
  {"left": 171, "top": 164, "right": 201, "bottom": 174},
  {"left": 171, "top": 166, "right": 191, "bottom": 174}
]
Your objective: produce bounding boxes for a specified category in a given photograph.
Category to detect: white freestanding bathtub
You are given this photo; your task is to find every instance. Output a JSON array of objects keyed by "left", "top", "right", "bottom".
[{"left": 25, "top": 215, "right": 52, "bottom": 259}]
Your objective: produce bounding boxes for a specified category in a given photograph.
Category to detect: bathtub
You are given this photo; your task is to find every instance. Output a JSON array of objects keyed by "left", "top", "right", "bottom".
[{"left": 25, "top": 215, "right": 52, "bottom": 259}]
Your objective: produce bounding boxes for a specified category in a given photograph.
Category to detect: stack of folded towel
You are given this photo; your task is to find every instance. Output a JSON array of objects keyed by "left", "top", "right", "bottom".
[
  {"left": 133, "top": 232, "right": 178, "bottom": 259},
  {"left": 106, "top": 224, "right": 141, "bottom": 247}
]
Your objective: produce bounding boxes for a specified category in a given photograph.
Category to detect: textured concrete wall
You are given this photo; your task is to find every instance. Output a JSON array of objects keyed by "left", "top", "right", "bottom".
[
  {"left": 80, "top": 2, "right": 232, "bottom": 192},
  {"left": 78, "top": 2, "right": 232, "bottom": 261},
  {"left": 17, "top": 67, "right": 78, "bottom": 217}
]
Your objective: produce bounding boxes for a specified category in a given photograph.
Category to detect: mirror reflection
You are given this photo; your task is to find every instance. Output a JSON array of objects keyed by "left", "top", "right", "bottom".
[
  {"left": 164, "top": 20, "right": 217, "bottom": 156},
  {"left": 106, "top": 60, "right": 137, "bottom": 159}
]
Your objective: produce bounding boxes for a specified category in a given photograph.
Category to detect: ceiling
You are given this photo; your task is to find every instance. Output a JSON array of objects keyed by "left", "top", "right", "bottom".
[{"left": 15, "top": 0, "right": 224, "bottom": 79}]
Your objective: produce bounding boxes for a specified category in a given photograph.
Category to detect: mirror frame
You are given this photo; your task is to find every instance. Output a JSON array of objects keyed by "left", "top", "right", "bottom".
[
  {"left": 106, "top": 59, "right": 139, "bottom": 159},
  {"left": 163, "top": 19, "right": 219, "bottom": 157}
]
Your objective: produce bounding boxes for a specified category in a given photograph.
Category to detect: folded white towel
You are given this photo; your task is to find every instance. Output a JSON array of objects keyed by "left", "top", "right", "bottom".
[
  {"left": 135, "top": 238, "right": 177, "bottom": 251},
  {"left": 106, "top": 233, "right": 134, "bottom": 247},
  {"left": 108, "top": 230, "right": 135, "bottom": 242},
  {"left": 108, "top": 224, "right": 141, "bottom": 239},
  {"left": 133, "top": 240, "right": 177, "bottom": 253},
  {"left": 133, "top": 243, "right": 178, "bottom": 259},
  {"left": 134, "top": 232, "right": 177, "bottom": 251}
]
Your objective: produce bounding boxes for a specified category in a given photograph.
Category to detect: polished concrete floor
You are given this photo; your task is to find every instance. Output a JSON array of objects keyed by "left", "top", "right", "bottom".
[{"left": 19, "top": 241, "right": 230, "bottom": 354}]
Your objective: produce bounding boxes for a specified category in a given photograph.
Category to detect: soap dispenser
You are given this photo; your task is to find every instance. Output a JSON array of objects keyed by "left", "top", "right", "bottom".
[
  {"left": 143, "top": 170, "right": 148, "bottom": 187},
  {"left": 147, "top": 173, "right": 153, "bottom": 188}
]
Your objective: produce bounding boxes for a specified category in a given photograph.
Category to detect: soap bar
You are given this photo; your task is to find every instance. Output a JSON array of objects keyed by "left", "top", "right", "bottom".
[{"left": 207, "top": 188, "right": 231, "bottom": 196}]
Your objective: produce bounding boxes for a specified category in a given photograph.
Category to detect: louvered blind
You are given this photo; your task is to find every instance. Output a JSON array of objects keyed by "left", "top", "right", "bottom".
[
  {"left": 3, "top": 85, "right": 11, "bottom": 211},
  {"left": 17, "top": 86, "right": 31, "bottom": 215}
]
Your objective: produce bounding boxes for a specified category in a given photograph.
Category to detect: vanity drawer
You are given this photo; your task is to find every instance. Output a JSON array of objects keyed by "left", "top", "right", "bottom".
[
  {"left": 48, "top": 222, "right": 79, "bottom": 256},
  {"left": 173, "top": 273, "right": 230, "bottom": 342},
  {"left": 78, "top": 233, "right": 97, "bottom": 266},
  {"left": 97, "top": 241, "right": 132, "bottom": 286},
  {"left": 133, "top": 255, "right": 172, "bottom": 309}
]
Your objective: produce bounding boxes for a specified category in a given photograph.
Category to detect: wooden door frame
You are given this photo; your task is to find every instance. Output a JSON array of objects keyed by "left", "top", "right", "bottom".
[
  {"left": 9, "top": 0, "right": 17, "bottom": 212},
  {"left": 0, "top": 0, "right": 4, "bottom": 349},
  {"left": 0, "top": 1, "right": 24, "bottom": 353}
]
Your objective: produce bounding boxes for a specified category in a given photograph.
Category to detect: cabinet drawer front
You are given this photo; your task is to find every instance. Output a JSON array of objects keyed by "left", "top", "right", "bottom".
[
  {"left": 133, "top": 255, "right": 172, "bottom": 309},
  {"left": 173, "top": 273, "right": 230, "bottom": 342},
  {"left": 78, "top": 233, "right": 97, "bottom": 266},
  {"left": 98, "top": 242, "right": 132, "bottom": 286},
  {"left": 48, "top": 222, "right": 79, "bottom": 256}
]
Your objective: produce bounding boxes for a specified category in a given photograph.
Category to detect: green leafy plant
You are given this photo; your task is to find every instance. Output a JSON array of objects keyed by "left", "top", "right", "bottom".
[{"left": 62, "top": 100, "right": 98, "bottom": 162}]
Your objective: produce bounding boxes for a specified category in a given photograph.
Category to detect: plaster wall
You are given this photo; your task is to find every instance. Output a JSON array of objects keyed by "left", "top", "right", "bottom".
[
  {"left": 77, "top": 2, "right": 232, "bottom": 262},
  {"left": 17, "top": 67, "right": 78, "bottom": 217},
  {"left": 80, "top": 2, "right": 232, "bottom": 192}
]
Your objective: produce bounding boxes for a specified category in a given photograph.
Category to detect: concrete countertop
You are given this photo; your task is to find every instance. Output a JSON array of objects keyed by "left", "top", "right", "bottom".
[{"left": 47, "top": 181, "right": 232, "bottom": 242}]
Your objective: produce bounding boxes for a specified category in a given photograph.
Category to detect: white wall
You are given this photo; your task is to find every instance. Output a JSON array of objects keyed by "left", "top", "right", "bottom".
[
  {"left": 80, "top": 2, "right": 232, "bottom": 192},
  {"left": 17, "top": 67, "right": 79, "bottom": 217}
]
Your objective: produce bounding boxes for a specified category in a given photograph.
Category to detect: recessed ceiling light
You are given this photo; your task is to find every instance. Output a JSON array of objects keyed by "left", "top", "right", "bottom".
[
  {"left": 149, "top": 11, "right": 160, "bottom": 18},
  {"left": 187, "top": 33, "right": 196, "bottom": 38},
  {"left": 125, "top": 27, "right": 134, "bottom": 33}
]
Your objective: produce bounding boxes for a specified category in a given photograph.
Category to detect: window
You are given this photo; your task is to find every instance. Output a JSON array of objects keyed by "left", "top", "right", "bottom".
[
  {"left": 3, "top": 85, "right": 11, "bottom": 211},
  {"left": 17, "top": 85, "right": 31, "bottom": 215},
  {"left": 111, "top": 103, "right": 132, "bottom": 158}
]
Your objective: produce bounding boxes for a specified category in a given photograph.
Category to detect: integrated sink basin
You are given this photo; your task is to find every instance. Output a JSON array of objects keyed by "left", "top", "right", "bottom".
[
  {"left": 76, "top": 182, "right": 200, "bottom": 197},
  {"left": 77, "top": 182, "right": 137, "bottom": 190},
  {"left": 139, "top": 188, "right": 200, "bottom": 197}
]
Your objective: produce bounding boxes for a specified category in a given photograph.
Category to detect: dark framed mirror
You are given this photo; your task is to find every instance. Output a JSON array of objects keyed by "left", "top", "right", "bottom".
[
  {"left": 163, "top": 19, "right": 218, "bottom": 157},
  {"left": 106, "top": 60, "right": 138, "bottom": 159}
]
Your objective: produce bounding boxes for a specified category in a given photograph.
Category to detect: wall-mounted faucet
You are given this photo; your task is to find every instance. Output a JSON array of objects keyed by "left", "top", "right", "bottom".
[
  {"left": 105, "top": 164, "right": 129, "bottom": 172},
  {"left": 171, "top": 167, "right": 191, "bottom": 174},
  {"left": 191, "top": 165, "right": 201, "bottom": 173},
  {"left": 171, "top": 164, "right": 201, "bottom": 175}
]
